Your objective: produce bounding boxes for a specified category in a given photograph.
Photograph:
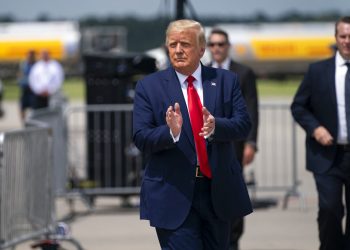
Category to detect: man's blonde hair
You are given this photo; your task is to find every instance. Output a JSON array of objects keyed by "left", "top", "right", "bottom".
[{"left": 165, "top": 19, "right": 206, "bottom": 47}]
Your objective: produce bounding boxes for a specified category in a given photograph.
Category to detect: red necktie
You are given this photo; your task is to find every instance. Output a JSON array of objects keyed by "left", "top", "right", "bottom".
[{"left": 186, "top": 75, "right": 212, "bottom": 178}]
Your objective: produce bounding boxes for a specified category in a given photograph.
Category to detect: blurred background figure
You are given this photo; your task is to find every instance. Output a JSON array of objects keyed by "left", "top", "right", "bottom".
[
  {"left": 17, "top": 50, "right": 36, "bottom": 121},
  {"left": 207, "top": 28, "right": 259, "bottom": 250},
  {"left": 29, "top": 49, "right": 64, "bottom": 109},
  {"left": 146, "top": 44, "right": 170, "bottom": 70},
  {"left": 0, "top": 78, "right": 4, "bottom": 118},
  {"left": 291, "top": 16, "right": 350, "bottom": 250}
]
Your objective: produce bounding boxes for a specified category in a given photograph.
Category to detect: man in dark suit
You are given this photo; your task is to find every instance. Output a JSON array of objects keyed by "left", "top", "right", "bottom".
[
  {"left": 207, "top": 28, "right": 259, "bottom": 250},
  {"left": 291, "top": 16, "right": 350, "bottom": 250},
  {"left": 133, "top": 19, "right": 252, "bottom": 249}
]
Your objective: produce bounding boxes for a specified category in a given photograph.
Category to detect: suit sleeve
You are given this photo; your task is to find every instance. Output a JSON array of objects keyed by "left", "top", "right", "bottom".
[
  {"left": 241, "top": 69, "right": 258, "bottom": 145},
  {"left": 133, "top": 79, "right": 176, "bottom": 154},
  {"left": 291, "top": 66, "right": 321, "bottom": 136},
  {"left": 213, "top": 75, "right": 252, "bottom": 142}
]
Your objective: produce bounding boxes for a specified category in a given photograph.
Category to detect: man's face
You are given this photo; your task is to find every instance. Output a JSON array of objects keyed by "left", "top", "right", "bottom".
[
  {"left": 336, "top": 22, "right": 350, "bottom": 60},
  {"left": 41, "top": 50, "right": 50, "bottom": 62},
  {"left": 208, "top": 33, "right": 230, "bottom": 64},
  {"left": 167, "top": 29, "right": 205, "bottom": 75}
]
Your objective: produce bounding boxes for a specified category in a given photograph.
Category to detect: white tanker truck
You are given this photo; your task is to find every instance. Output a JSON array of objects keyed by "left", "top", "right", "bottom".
[
  {"left": 147, "top": 22, "right": 336, "bottom": 76},
  {"left": 0, "top": 21, "right": 126, "bottom": 77}
]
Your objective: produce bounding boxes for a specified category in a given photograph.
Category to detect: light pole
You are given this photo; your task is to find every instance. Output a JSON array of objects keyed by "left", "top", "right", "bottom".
[{"left": 175, "top": 0, "right": 199, "bottom": 21}]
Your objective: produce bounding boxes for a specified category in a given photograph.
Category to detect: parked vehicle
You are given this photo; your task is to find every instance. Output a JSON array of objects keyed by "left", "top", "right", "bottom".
[
  {"left": 147, "top": 22, "right": 336, "bottom": 76},
  {"left": 0, "top": 21, "right": 127, "bottom": 78}
]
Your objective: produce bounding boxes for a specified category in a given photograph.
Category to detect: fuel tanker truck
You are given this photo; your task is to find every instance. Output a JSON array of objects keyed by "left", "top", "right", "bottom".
[{"left": 147, "top": 22, "right": 336, "bottom": 76}]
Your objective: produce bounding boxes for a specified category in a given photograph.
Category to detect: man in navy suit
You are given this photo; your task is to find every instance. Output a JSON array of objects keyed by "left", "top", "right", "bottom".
[
  {"left": 133, "top": 19, "right": 252, "bottom": 249},
  {"left": 291, "top": 16, "right": 350, "bottom": 250}
]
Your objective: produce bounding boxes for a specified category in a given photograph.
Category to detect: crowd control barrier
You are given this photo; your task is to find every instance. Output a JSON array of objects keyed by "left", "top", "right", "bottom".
[
  {"left": 0, "top": 127, "right": 53, "bottom": 249},
  {"left": 247, "top": 102, "right": 302, "bottom": 209},
  {"left": 64, "top": 102, "right": 302, "bottom": 210},
  {"left": 11, "top": 102, "right": 303, "bottom": 216},
  {"left": 0, "top": 124, "right": 83, "bottom": 249}
]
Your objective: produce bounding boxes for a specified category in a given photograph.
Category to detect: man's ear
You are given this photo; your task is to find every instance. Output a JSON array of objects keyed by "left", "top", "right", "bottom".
[{"left": 199, "top": 46, "right": 205, "bottom": 57}]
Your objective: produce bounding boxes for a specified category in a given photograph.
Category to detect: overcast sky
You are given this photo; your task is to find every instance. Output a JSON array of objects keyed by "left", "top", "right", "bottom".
[{"left": 2, "top": 0, "right": 349, "bottom": 20}]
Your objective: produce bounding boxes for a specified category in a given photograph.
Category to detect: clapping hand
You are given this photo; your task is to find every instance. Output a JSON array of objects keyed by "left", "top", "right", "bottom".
[
  {"left": 166, "top": 102, "right": 183, "bottom": 137},
  {"left": 200, "top": 107, "right": 215, "bottom": 137}
]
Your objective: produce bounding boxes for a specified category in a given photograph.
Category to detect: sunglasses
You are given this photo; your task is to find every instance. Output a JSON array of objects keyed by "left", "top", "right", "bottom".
[{"left": 207, "top": 42, "right": 227, "bottom": 47}]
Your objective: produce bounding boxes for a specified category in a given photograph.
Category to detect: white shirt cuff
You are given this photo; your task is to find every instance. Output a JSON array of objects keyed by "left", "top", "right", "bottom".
[
  {"left": 204, "top": 128, "right": 215, "bottom": 140},
  {"left": 170, "top": 129, "right": 181, "bottom": 143}
]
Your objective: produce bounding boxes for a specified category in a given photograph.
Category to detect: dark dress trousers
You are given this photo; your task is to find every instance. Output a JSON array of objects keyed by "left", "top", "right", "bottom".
[
  {"left": 133, "top": 65, "right": 253, "bottom": 242},
  {"left": 291, "top": 56, "right": 350, "bottom": 250}
]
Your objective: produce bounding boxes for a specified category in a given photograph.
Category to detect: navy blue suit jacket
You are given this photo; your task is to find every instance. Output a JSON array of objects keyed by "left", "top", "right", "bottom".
[
  {"left": 133, "top": 64, "right": 252, "bottom": 230},
  {"left": 291, "top": 57, "right": 338, "bottom": 174}
]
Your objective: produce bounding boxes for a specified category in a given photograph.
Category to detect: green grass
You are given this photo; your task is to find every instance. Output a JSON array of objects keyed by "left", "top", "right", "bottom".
[
  {"left": 258, "top": 78, "right": 301, "bottom": 97},
  {"left": 2, "top": 77, "right": 85, "bottom": 101},
  {"left": 2, "top": 76, "right": 301, "bottom": 101},
  {"left": 62, "top": 77, "right": 85, "bottom": 100},
  {"left": 2, "top": 78, "right": 18, "bottom": 100}
]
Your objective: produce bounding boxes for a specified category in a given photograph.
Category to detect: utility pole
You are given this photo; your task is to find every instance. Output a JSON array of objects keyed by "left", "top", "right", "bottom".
[
  {"left": 175, "top": 0, "right": 199, "bottom": 21},
  {"left": 176, "top": 0, "right": 186, "bottom": 20}
]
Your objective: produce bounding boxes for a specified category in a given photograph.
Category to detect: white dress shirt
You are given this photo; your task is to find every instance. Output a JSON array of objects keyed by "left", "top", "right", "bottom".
[
  {"left": 211, "top": 57, "right": 231, "bottom": 70},
  {"left": 29, "top": 59, "right": 64, "bottom": 95},
  {"left": 175, "top": 64, "right": 204, "bottom": 111},
  {"left": 335, "top": 51, "right": 350, "bottom": 144},
  {"left": 170, "top": 64, "right": 213, "bottom": 142}
]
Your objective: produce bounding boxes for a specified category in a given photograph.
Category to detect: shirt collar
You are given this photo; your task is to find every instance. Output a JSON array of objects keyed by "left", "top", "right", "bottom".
[
  {"left": 175, "top": 64, "right": 202, "bottom": 85},
  {"left": 336, "top": 51, "right": 349, "bottom": 67},
  {"left": 212, "top": 57, "right": 231, "bottom": 70}
]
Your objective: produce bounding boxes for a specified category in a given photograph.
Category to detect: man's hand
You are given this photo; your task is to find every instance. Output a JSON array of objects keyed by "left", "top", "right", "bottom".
[
  {"left": 242, "top": 144, "right": 256, "bottom": 166},
  {"left": 166, "top": 102, "right": 183, "bottom": 138},
  {"left": 313, "top": 126, "right": 334, "bottom": 146},
  {"left": 200, "top": 107, "right": 215, "bottom": 137},
  {"left": 40, "top": 91, "right": 49, "bottom": 97}
]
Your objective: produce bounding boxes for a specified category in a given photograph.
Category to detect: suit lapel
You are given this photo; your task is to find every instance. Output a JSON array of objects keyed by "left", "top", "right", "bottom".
[
  {"left": 229, "top": 60, "right": 244, "bottom": 88},
  {"left": 229, "top": 60, "right": 236, "bottom": 72},
  {"left": 164, "top": 66, "right": 218, "bottom": 150},
  {"left": 327, "top": 57, "right": 337, "bottom": 108},
  {"left": 165, "top": 67, "right": 195, "bottom": 148},
  {"left": 202, "top": 65, "right": 217, "bottom": 115}
]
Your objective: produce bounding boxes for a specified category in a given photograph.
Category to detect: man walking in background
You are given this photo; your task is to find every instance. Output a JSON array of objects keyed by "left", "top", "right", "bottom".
[
  {"left": 291, "top": 16, "right": 350, "bottom": 250},
  {"left": 133, "top": 19, "right": 252, "bottom": 249},
  {"left": 208, "top": 28, "right": 259, "bottom": 250},
  {"left": 18, "top": 50, "right": 36, "bottom": 121},
  {"left": 29, "top": 49, "right": 64, "bottom": 109}
]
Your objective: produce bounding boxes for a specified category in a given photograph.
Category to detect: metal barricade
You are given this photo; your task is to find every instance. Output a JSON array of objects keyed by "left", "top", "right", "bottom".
[
  {"left": 0, "top": 127, "right": 53, "bottom": 249},
  {"left": 0, "top": 114, "right": 83, "bottom": 249},
  {"left": 26, "top": 107, "right": 68, "bottom": 196},
  {"left": 246, "top": 102, "right": 302, "bottom": 208},
  {"left": 66, "top": 104, "right": 142, "bottom": 198},
  {"left": 65, "top": 102, "right": 301, "bottom": 209}
]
